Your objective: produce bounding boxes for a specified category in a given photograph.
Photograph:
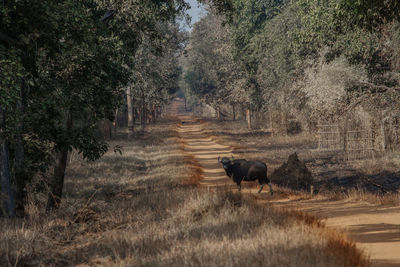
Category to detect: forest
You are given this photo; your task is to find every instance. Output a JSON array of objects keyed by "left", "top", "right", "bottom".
[
  {"left": 1, "top": 0, "right": 400, "bottom": 266},
  {"left": 183, "top": 0, "right": 400, "bottom": 137}
]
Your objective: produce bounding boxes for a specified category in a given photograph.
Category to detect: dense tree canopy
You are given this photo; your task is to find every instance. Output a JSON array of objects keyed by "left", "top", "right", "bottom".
[
  {"left": 182, "top": 7, "right": 248, "bottom": 113},
  {"left": 0, "top": 0, "right": 188, "bottom": 217},
  {"left": 185, "top": 0, "right": 400, "bottom": 130}
]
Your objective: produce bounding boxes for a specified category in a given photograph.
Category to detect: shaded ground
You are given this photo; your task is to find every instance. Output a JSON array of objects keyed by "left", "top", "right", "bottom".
[{"left": 171, "top": 99, "right": 400, "bottom": 267}]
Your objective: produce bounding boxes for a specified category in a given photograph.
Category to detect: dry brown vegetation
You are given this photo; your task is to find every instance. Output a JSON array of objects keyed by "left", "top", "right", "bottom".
[
  {"left": 204, "top": 119, "right": 400, "bottom": 205},
  {"left": 0, "top": 119, "right": 370, "bottom": 266}
]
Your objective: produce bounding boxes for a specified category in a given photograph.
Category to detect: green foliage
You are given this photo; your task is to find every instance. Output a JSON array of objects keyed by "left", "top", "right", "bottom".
[
  {"left": 182, "top": 7, "right": 247, "bottom": 108},
  {"left": 0, "top": 48, "right": 22, "bottom": 113},
  {"left": 340, "top": 0, "right": 400, "bottom": 30},
  {"left": 188, "top": 0, "right": 400, "bottom": 122},
  {"left": 229, "top": 0, "right": 286, "bottom": 72},
  {"left": 251, "top": 4, "right": 299, "bottom": 101},
  {"left": 129, "top": 22, "right": 186, "bottom": 113},
  {"left": 0, "top": 0, "right": 188, "bottom": 212},
  {"left": 294, "top": 0, "right": 382, "bottom": 64}
]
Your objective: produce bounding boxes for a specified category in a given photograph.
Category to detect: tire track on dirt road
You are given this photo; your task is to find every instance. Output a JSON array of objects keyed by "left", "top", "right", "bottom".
[{"left": 167, "top": 99, "right": 233, "bottom": 190}]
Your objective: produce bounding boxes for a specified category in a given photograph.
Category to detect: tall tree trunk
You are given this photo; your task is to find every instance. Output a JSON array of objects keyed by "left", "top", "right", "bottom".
[
  {"left": 15, "top": 85, "right": 27, "bottom": 217},
  {"left": 232, "top": 104, "right": 236, "bottom": 120},
  {"left": 113, "top": 108, "right": 118, "bottom": 132},
  {"left": 158, "top": 106, "right": 162, "bottom": 118},
  {"left": 126, "top": 87, "right": 134, "bottom": 138},
  {"left": 156, "top": 106, "right": 161, "bottom": 120},
  {"left": 184, "top": 97, "right": 187, "bottom": 112},
  {"left": 141, "top": 92, "right": 145, "bottom": 131},
  {"left": 46, "top": 111, "right": 72, "bottom": 211},
  {"left": 136, "top": 107, "right": 140, "bottom": 127},
  {"left": 380, "top": 119, "right": 387, "bottom": 152},
  {"left": 146, "top": 108, "right": 150, "bottom": 124},
  {"left": 132, "top": 99, "right": 136, "bottom": 129},
  {"left": 216, "top": 106, "right": 221, "bottom": 120},
  {"left": 0, "top": 108, "right": 15, "bottom": 218},
  {"left": 107, "top": 120, "right": 112, "bottom": 139},
  {"left": 154, "top": 106, "right": 158, "bottom": 121},
  {"left": 269, "top": 111, "right": 273, "bottom": 135},
  {"left": 151, "top": 105, "right": 156, "bottom": 123},
  {"left": 246, "top": 108, "right": 252, "bottom": 129}
]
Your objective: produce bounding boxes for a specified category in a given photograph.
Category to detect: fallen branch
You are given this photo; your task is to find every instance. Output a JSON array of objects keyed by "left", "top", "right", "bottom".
[{"left": 362, "top": 177, "right": 388, "bottom": 194}]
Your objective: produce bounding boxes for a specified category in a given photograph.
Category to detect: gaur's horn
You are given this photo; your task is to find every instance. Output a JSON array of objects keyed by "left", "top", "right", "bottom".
[
  {"left": 231, "top": 155, "right": 235, "bottom": 161},
  {"left": 218, "top": 156, "right": 221, "bottom": 163}
]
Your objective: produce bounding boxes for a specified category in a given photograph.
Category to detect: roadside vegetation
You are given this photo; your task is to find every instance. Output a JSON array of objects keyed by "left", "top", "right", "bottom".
[
  {"left": 0, "top": 120, "right": 370, "bottom": 266},
  {"left": 181, "top": 1, "right": 400, "bottom": 181},
  {"left": 203, "top": 119, "right": 400, "bottom": 205}
]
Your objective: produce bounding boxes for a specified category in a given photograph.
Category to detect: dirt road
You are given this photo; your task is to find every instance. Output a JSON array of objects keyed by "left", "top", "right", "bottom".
[
  {"left": 177, "top": 116, "right": 232, "bottom": 189},
  {"left": 170, "top": 99, "right": 400, "bottom": 267},
  {"left": 272, "top": 198, "right": 400, "bottom": 266}
]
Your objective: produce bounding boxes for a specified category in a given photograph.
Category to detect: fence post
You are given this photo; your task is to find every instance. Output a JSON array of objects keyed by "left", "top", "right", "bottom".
[
  {"left": 246, "top": 109, "right": 251, "bottom": 129},
  {"left": 380, "top": 119, "right": 387, "bottom": 152},
  {"left": 343, "top": 121, "right": 348, "bottom": 161}
]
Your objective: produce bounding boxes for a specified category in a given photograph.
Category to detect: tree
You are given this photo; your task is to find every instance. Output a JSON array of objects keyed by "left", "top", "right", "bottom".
[
  {"left": 182, "top": 7, "right": 247, "bottom": 119},
  {"left": 128, "top": 22, "right": 186, "bottom": 131},
  {"left": 340, "top": 0, "right": 400, "bottom": 30},
  {"left": 0, "top": 48, "right": 25, "bottom": 218}
]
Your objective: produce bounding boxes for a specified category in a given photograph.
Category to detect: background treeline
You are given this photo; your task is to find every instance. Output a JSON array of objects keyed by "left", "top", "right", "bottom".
[
  {"left": 182, "top": 0, "right": 400, "bottom": 142},
  {"left": 0, "top": 0, "right": 188, "bottom": 218}
]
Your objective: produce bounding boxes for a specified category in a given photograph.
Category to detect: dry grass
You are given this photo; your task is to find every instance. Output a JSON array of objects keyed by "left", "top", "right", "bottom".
[
  {"left": 0, "top": 119, "right": 370, "bottom": 266},
  {"left": 321, "top": 188, "right": 400, "bottom": 206},
  {"left": 348, "top": 154, "right": 400, "bottom": 175}
]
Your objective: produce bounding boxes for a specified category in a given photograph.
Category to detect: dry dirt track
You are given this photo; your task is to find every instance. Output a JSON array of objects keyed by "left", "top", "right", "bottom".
[
  {"left": 167, "top": 100, "right": 234, "bottom": 190},
  {"left": 168, "top": 98, "right": 400, "bottom": 267},
  {"left": 271, "top": 198, "right": 400, "bottom": 266}
]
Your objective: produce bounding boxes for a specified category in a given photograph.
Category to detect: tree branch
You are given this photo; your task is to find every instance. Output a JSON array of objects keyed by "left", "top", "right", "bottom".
[{"left": 358, "top": 81, "right": 400, "bottom": 93}]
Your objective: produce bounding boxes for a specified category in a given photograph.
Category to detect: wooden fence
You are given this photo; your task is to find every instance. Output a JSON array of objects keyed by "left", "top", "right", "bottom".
[
  {"left": 317, "top": 125, "right": 375, "bottom": 161},
  {"left": 343, "top": 130, "right": 375, "bottom": 161},
  {"left": 317, "top": 125, "right": 341, "bottom": 151}
]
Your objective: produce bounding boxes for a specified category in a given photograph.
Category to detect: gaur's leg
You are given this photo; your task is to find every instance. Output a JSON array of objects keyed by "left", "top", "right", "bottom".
[
  {"left": 257, "top": 184, "right": 264, "bottom": 193},
  {"left": 257, "top": 176, "right": 266, "bottom": 193},
  {"left": 233, "top": 174, "right": 242, "bottom": 192},
  {"left": 267, "top": 182, "right": 273, "bottom": 195}
]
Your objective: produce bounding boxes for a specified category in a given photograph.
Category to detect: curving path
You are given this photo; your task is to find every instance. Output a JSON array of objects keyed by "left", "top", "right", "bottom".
[{"left": 168, "top": 98, "right": 400, "bottom": 267}]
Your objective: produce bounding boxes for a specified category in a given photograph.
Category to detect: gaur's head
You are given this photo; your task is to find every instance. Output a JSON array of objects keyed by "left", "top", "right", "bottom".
[{"left": 218, "top": 156, "right": 234, "bottom": 177}]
